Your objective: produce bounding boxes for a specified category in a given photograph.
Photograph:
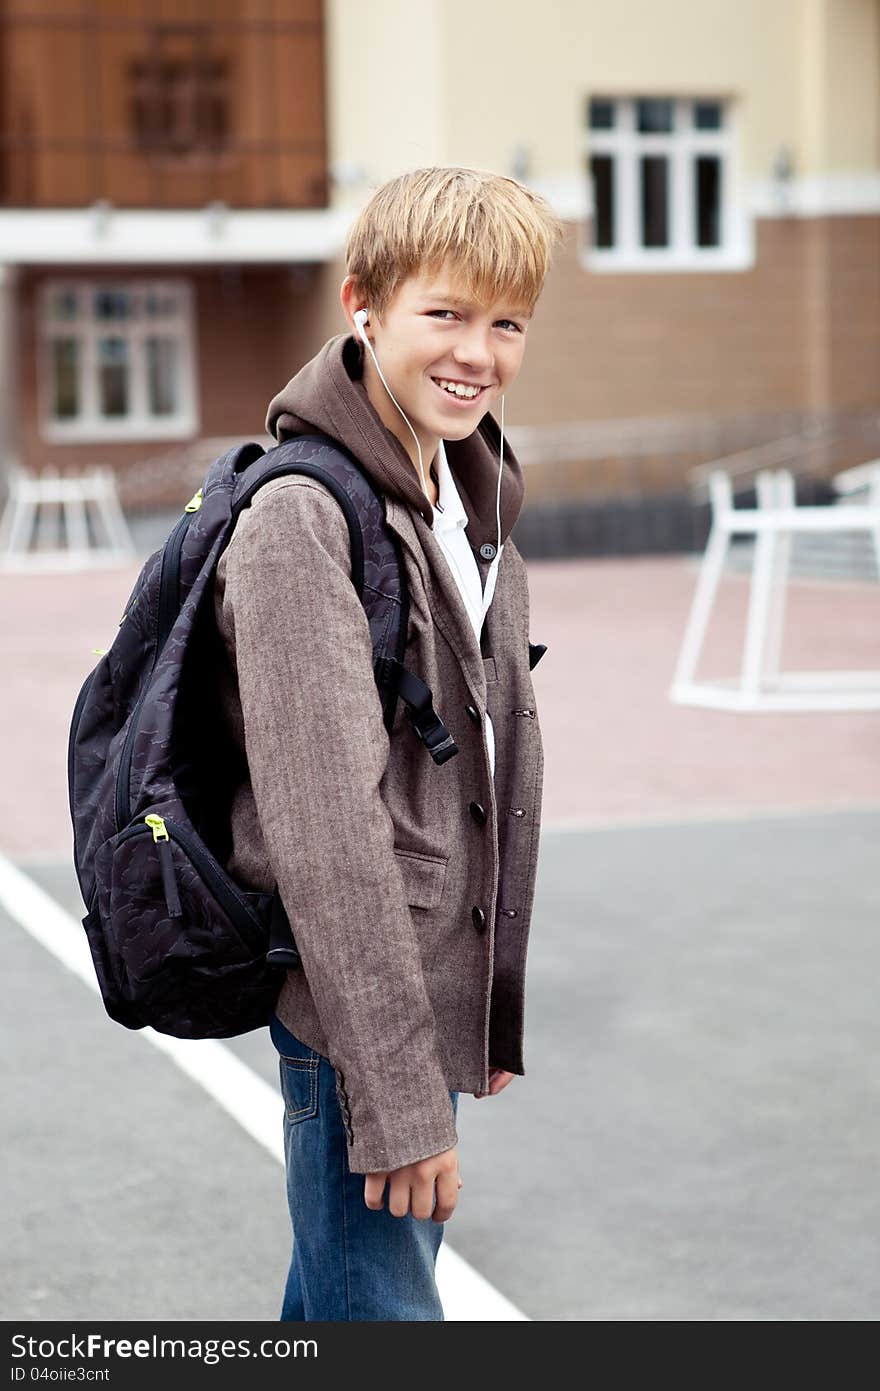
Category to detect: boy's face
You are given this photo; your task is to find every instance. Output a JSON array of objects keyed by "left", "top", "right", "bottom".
[{"left": 344, "top": 260, "right": 532, "bottom": 452}]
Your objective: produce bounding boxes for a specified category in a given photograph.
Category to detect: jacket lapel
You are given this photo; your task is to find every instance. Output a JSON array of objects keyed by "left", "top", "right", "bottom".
[{"left": 383, "top": 498, "right": 488, "bottom": 700}]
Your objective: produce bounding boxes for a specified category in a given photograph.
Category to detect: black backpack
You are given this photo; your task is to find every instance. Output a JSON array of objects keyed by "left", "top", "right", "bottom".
[{"left": 67, "top": 434, "right": 459, "bottom": 1042}]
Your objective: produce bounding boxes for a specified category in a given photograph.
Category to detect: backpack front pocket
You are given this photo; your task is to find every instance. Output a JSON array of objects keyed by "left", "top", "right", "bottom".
[
  {"left": 98, "top": 815, "right": 282, "bottom": 1037},
  {"left": 110, "top": 816, "right": 267, "bottom": 976}
]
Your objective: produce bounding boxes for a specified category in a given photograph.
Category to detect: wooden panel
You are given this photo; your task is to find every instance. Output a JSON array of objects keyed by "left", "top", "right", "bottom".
[
  {"left": 5, "top": 1, "right": 90, "bottom": 16},
  {"left": 210, "top": 151, "right": 278, "bottom": 206},
  {"left": 149, "top": 158, "right": 211, "bottom": 207},
  {"left": 96, "top": 28, "right": 151, "bottom": 142},
  {"left": 270, "top": 0, "right": 322, "bottom": 22},
  {"left": 101, "top": 151, "right": 159, "bottom": 206},
  {"left": 210, "top": 0, "right": 275, "bottom": 18},
  {"left": 275, "top": 150, "right": 328, "bottom": 208},
  {"left": 272, "top": 32, "right": 326, "bottom": 143},
  {"left": 32, "top": 150, "right": 92, "bottom": 205},
  {"left": 150, "top": 0, "right": 207, "bottom": 23},
  {"left": 5, "top": 25, "right": 91, "bottom": 141},
  {"left": 233, "top": 29, "right": 273, "bottom": 143},
  {"left": 92, "top": 0, "right": 149, "bottom": 18}
]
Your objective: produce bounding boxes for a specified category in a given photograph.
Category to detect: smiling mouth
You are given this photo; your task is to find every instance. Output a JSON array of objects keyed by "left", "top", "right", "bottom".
[{"left": 430, "top": 377, "right": 490, "bottom": 403}]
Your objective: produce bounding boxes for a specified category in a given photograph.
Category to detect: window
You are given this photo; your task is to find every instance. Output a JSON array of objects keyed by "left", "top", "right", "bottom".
[
  {"left": 130, "top": 30, "right": 230, "bottom": 159},
  {"left": 585, "top": 97, "right": 746, "bottom": 270},
  {"left": 40, "top": 280, "right": 197, "bottom": 441}
]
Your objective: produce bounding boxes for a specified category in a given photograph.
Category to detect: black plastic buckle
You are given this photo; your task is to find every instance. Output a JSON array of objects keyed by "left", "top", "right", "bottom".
[
  {"left": 266, "top": 945, "right": 302, "bottom": 969},
  {"left": 406, "top": 705, "right": 459, "bottom": 765},
  {"left": 375, "top": 656, "right": 459, "bottom": 764},
  {"left": 266, "top": 890, "right": 301, "bottom": 970}
]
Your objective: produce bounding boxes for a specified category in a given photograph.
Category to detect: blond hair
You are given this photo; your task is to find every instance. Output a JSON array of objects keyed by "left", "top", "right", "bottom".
[{"left": 344, "top": 166, "right": 565, "bottom": 321}]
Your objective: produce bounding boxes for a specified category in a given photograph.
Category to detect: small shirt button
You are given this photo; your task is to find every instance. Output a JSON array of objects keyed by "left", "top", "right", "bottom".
[
  {"left": 465, "top": 704, "right": 481, "bottom": 725},
  {"left": 472, "top": 905, "right": 486, "bottom": 932},
  {"left": 479, "top": 542, "right": 497, "bottom": 560},
  {"left": 469, "top": 801, "right": 487, "bottom": 825}
]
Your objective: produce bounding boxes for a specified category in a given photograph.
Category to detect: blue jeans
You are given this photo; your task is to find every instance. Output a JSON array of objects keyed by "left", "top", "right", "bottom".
[{"left": 269, "top": 1012, "right": 459, "bottom": 1321}]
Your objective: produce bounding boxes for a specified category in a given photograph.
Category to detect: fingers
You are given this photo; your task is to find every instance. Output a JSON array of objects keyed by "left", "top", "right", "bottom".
[
  {"left": 364, "top": 1146, "right": 462, "bottom": 1220},
  {"left": 363, "top": 1172, "right": 388, "bottom": 1211},
  {"left": 369, "top": 1169, "right": 463, "bottom": 1221},
  {"left": 477, "top": 1069, "right": 517, "bottom": 1098},
  {"left": 388, "top": 1173, "right": 415, "bottom": 1219},
  {"left": 409, "top": 1176, "right": 436, "bottom": 1222},
  {"left": 489, "top": 1070, "right": 516, "bottom": 1096},
  {"left": 432, "top": 1163, "right": 461, "bottom": 1224}
]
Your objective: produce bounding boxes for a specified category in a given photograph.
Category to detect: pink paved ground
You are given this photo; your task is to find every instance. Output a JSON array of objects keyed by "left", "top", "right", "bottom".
[{"left": 2, "top": 556, "right": 879, "bottom": 860}]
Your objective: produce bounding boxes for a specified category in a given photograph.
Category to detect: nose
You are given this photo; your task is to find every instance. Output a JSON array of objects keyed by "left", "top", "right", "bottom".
[{"left": 451, "top": 321, "right": 494, "bottom": 376}]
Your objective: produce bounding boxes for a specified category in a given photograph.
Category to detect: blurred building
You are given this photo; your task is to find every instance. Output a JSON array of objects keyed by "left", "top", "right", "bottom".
[{"left": 0, "top": 0, "right": 878, "bottom": 527}]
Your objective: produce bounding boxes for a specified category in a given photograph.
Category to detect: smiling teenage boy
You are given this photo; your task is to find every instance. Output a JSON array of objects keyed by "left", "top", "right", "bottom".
[{"left": 213, "top": 166, "right": 563, "bottom": 1321}]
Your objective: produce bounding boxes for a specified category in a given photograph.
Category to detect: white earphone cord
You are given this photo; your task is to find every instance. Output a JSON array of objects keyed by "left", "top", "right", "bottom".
[
  {"left": 355, "top": 312, "right": 504, "bottom": 560},
  {"left": 355, "top": 316, "right": 428, "bottom": 498}
]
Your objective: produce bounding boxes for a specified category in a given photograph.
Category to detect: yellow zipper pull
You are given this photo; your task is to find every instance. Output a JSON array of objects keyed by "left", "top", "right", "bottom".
[
  {"left": 144, "top": 815, "right": 182, "bottom": 917},
  {"left": 144, "top": 813, "right": 169, "bottom": 842},
  {"left": 184, "top": 487, "right": 203, "bottom": 513}
]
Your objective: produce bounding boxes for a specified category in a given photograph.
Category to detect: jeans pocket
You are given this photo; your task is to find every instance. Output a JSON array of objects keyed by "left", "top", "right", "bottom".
[{"left": 270, "top": 1014, "right": 320, "bottom": 1125}]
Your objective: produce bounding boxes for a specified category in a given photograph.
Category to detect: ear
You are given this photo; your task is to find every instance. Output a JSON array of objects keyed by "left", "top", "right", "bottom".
[{"left": 340, "top": 274, "right": 367, "bottom": 333}]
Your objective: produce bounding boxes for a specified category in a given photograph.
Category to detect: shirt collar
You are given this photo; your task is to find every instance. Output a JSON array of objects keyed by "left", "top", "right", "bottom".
[{"left": 432, "top": 438, "right": 469, "bottom": 532}]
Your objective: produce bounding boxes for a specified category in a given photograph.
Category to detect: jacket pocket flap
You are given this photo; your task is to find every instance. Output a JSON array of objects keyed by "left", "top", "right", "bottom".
[{"left": 393, "top": 848, "right": 448, "bottom": 910}]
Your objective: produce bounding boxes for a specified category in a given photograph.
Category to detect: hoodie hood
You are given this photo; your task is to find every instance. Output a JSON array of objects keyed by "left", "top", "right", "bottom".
[{"left": 265, "top": 333, "right": 524, "bottom": 548}]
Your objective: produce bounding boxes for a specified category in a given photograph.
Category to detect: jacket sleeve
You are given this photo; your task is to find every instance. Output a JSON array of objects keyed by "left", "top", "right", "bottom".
[{"left": 220, "top": 475, "right": 458, "bottom": 1174}]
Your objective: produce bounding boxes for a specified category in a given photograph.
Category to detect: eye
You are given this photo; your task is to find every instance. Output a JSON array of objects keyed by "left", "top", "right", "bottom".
[{"left": 428, "top": 308, "right": 523, "bottom": 332}]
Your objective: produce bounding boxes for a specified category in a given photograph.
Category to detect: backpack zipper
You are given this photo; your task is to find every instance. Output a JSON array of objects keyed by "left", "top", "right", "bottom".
[
  {"left": 144, "top": 815, "right": 182, "bottom": 917},
  {"left": 115, "top": 510, "right": 191, "bottom": 832},
  {"left": 117, "top": 815, "right": 265, "bottom": 948}
]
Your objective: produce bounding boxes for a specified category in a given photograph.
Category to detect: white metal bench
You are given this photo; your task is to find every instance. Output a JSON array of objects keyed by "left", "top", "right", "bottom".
[
  {"left": 0, "top": 464, "right": 136, "bottom": 571},
  {"left": 670, "top": 465, "right": 880, "bottom": 711}
]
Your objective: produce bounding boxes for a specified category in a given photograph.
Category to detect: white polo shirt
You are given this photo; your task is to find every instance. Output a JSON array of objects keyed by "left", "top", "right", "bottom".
[{"left": 430, "top": 438, "right": 500, "bottom": 777}]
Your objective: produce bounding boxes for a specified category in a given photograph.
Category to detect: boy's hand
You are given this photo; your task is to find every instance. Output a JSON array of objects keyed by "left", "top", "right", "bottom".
[
  {"left": 475, "top": 1068, "right": 516, "bottom": 1098},
  {"left": 364, "top": 1144, "right": 461, "bottom": 1222}
]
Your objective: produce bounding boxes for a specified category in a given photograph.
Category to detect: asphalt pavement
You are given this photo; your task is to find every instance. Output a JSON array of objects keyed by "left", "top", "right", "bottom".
[{"left": 5, "top": 807, "right": 880, "bottom": 1321}]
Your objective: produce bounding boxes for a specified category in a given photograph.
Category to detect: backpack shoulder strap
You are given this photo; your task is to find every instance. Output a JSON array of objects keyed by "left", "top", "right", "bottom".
[
  {"left": 231, "top": 434, "right": 459, "bottom": 969},
  {"left": 232, "top": 434, "right": 458, "bottom": 766}
]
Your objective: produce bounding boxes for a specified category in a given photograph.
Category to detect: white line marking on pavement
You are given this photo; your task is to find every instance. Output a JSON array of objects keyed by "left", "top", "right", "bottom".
[{"left": 0, "top": 851, "right": 528, "bottom": 1322}]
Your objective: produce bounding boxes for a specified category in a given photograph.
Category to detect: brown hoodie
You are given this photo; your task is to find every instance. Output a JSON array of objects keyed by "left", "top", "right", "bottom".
[{"left": 213, "top": 332, "right": 544, "bottom": 1174}]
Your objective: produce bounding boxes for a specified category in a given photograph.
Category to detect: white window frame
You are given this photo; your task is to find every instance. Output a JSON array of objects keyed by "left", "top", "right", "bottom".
[
  {"left": 39, "top": 278, "right": 199, "bottom": 442},
  {"left": 584, "top": 97, "right": 753, "bottom": 272}
]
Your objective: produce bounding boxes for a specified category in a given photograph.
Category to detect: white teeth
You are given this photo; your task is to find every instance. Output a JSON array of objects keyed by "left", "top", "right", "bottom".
[{"left": 434, "top": 378, "right": 482, "bottom": 398}]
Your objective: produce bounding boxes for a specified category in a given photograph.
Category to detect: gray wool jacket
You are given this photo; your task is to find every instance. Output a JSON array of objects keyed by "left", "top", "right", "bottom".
[{"left": 212, "top": 332, "right": 545, "bottom": 1174}]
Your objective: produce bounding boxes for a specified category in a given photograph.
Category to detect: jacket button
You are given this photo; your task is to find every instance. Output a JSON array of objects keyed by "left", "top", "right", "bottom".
[
  {"left": 469, "top": 801, "right": 487, "bottom": 825},
  {"left": 465, "top": 703, "right": 481, "bottom": 725},
  {"left": 472, "top": 905, "right": 486, "bottom": 932},
  {"left": 479, "top": 542, "right": 497, "bottom": 560}
]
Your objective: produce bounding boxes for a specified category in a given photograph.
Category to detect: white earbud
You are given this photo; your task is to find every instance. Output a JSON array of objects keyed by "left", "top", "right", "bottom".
[{"left": 354, "top": 308, "right": 369, "bottom": 329}]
